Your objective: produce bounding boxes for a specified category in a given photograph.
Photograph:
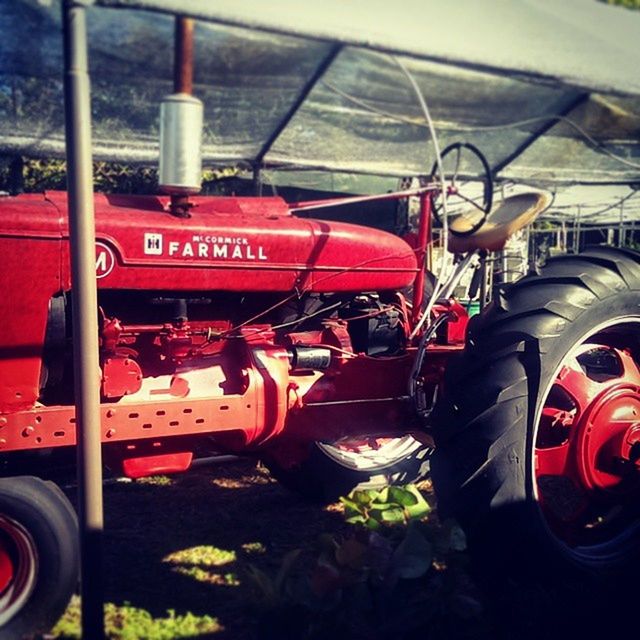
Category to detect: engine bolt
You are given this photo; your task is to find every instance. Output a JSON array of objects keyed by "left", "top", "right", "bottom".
[
  {"left": 22, "top": 426, "right": 34, "bottom": 437},
  {"left": 105, "top": 429, "right": 116, "bottom": 439}
]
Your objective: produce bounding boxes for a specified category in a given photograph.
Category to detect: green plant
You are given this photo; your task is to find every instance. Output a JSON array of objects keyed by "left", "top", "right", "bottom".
[
  {"left": 600, "top": 0, "right": 640, "bottom": 9},
  {"left": 340, "top": 485, "right": 431, "bottom": 529},
  {"left": 243, "top": 484, "right": 485, "bottom": 639}
]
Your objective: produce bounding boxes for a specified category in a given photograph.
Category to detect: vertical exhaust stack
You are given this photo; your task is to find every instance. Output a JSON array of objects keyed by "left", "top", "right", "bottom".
[{"left": 159, "top": 17, "right": 203, "bottom": 217}]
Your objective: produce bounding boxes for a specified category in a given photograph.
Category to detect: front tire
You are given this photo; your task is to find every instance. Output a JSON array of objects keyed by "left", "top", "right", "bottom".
[
  {"left": 0, "top": 476, "right": 79, "bottom": 639},
  {"left": 431, "top": 247, "right": 640, "bottom": 579}
]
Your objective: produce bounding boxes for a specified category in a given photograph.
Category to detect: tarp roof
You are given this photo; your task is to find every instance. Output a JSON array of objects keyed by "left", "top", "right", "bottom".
[{"left": 2, "top": 0, "right": 640, "bottom": 213}]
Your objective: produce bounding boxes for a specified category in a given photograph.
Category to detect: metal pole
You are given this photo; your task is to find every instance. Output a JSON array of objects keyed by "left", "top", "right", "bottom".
[
  {"left": 174, "top": 16, "right": 194, "bottom": 94},
  {"left": 618, "top": 199, "right": 625, "bottom": 248},
  {"left": 410, "top": 193, "right": 432, "bottom": 324},
  {"left": 253, "top": 164, "right": 263, "bottom": 197},
  {"left": 62, "top": 3, "right": 105, "bottom": 638},
  {"left": 479, "top": 250, "right": 488, "bottom": 309}
]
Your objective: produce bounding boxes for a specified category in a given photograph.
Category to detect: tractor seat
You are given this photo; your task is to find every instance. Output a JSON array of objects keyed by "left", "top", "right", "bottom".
[{"left": 448, "top": 192, "right": 550, "bottom": 254}]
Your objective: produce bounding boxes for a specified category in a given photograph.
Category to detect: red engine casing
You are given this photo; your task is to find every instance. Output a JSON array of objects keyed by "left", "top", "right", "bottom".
[
  {"left": 0, "top": 191, "right": 416, "bottom": 410},
  {"left": 0, "top": 190, "right": 437, "bottom": 475}
]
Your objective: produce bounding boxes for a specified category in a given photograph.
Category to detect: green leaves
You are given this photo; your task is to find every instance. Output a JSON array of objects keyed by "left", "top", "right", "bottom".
[{"left": 340, "top": 484, "right": 431, "bottom": 530}]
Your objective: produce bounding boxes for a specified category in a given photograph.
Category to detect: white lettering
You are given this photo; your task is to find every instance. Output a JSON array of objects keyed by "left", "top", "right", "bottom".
[
  {"left": 198, "top": 243, "right": 208, "bottom": 257},
  {"left": 169, "top": 241, "right": 179, "bottom": 256},
  {"left": 259, "top": 247, "right": 267, "bottom": 260},
  {"left": 232, "top": 245, "right": 243, "bottom": 259},
  {"left": 96, "top": 251, "right": 107, "bottom": 271},
  {"left": 182, "top": 242, "right": 194, "bottom": 257},
  {"left": 246, "top": 245, "right": 255, "bottom": 260},
  {"left": 213, "top": 245, "right": 228, "bottom": 258}
]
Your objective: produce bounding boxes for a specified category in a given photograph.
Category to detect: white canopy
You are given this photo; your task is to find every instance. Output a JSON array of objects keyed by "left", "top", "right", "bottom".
[{"left": 2, "top": 0, "right": 640, "bottom": 217}]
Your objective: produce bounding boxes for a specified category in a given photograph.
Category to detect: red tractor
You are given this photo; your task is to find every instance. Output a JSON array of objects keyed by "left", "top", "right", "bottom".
[
  {"left": 2, "top": 162, "right": 640, "bottom": 637},
  {"left": 2, "top": 13, "right": 640, "bottom": 640}
]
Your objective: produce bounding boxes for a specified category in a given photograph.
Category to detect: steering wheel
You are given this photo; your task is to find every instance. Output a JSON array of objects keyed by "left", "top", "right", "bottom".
[{"left": 429, "top": 142, "right": 493, "bottom": 237}]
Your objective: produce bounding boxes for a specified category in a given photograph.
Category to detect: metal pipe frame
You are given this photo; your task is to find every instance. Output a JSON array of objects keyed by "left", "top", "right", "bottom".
[{"left": 62, "top": 2, "right": 105, "bottom": 638}]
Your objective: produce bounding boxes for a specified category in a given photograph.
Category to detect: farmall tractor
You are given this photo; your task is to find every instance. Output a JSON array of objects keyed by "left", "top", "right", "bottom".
[{"left": 2, "top": 22, "right": 640, "bottom": 640}]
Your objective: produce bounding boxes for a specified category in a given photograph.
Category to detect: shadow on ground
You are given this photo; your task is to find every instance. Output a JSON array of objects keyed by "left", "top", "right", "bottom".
[{"left": 51, "top": 458, "right": 634, "bottom": 640}]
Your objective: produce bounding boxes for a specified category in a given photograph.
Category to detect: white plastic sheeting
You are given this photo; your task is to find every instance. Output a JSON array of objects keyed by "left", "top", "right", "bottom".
[{"left": 1, "top": 0, "right": 639, "bottom": 213}]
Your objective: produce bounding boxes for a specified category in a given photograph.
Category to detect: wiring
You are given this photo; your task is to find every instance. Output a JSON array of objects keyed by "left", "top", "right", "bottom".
[
  {"left": 237, "top": 299, "right": 345, "bottom": 337},
  {"left": 392, "top": 56, "right": 449, "bottom": 340}
]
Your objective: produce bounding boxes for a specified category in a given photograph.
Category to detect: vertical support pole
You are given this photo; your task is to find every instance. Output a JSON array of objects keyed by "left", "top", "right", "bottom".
[
  {"left": 479, "top": 250, "right": 488, "bottom": 310},
  {"left": 253, "top": 164, "right": 263, "bottom": 197},
  {"left": 575, "top": 205, "right": 581, "bottom": 253},
  {"left": 174, "top": 16, "right": 194, "bottom": 94},
  {"left": 411, "top": 193, "right": 431, "bottom": 324},
  {"left": 618, "top": 199, "right": 625, "bottom": 248},
  {"left": 62, "top": 3, "right": 105, "bottom": 639}
]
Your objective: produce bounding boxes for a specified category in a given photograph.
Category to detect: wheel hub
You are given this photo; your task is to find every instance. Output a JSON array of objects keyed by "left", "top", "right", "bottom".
[
  {"left": 0, "top": 541, "right": 13, "bottom": 594},
  {"left": 0, "top": 517, "right": 37, "bottom": 625},
  {"left": 575, "top": 385, "right": 640, "bottom": 492}
]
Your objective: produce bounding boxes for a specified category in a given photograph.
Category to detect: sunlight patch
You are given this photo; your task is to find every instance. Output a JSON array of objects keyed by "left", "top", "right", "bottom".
[
  {"left": 163, "top": 545, "right": 237, "bottom": 567},
  {"left": 52, "top": 595, "right": 222, "bottom": 638}
]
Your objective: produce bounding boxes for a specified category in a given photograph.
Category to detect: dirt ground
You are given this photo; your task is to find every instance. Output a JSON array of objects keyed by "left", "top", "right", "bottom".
[{"left": 47, "top": 457, "right": 633, "bottom": 640}]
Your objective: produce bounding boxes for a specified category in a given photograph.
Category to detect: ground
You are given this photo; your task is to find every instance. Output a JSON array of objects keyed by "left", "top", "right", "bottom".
[{"left": 37, "top": 458, "right": 633, "bottom": 640}]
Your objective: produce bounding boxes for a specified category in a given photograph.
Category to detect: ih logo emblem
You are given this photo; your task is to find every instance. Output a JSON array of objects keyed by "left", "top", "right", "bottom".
[
  {"left": 144, "top": 233, "right": 163, "bottom": 255},
  {"left": 95, "top": 242, "right": 115, "bottom": 279}
]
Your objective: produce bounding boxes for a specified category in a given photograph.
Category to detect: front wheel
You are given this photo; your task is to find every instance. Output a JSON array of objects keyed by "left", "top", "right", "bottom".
[
  {"left": 263, "top": 434, "right": 432, "bottom": 503},
  {"left": 431, "top": 247, "right": 640, "bottom": 579},
  {"left": 0, "top": 476, "right": 79, "bottom": 639}
]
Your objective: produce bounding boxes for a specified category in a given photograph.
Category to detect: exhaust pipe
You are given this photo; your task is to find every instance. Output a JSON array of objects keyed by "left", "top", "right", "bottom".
[{"left": 159, "top": 17, "right": 203, "bottom": 217}]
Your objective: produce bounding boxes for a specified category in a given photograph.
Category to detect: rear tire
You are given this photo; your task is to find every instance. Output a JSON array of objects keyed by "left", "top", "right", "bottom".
[
  {"left": 0, "top": 476, "right": 78, "bottom": 639},
  {"left": 431, "top": 247, "right": 640, "bottom": 580}
]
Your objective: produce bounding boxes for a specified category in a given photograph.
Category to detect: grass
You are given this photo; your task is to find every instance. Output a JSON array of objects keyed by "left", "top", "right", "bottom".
[
  {"left": 38, "top": 459, "right": 632, "bottom": 640},
  {"left": 43, "top": 460, "right": 350, "bottom": 640},
  {"left": 53, "top": 597, "right": 221, "bottom": 639}
]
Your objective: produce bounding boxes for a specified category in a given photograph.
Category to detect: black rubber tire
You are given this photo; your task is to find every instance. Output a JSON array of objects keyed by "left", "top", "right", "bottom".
[
  {"left": 0, "top": 476, "right": 79, "bottom": 639},
  {"left": 263, "top": 436, "right": 433, "bottom": 503},
  {"left": 431, "top": 246, "right": 640, "bottom": 580}
]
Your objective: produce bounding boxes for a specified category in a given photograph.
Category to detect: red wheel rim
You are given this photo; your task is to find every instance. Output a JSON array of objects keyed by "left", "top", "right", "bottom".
[
  {"left": 0, "top": 516, "right": 37, "bottom": 625},
  {"left": 534, "top": 321, "right": 640, "bottom": 551}
]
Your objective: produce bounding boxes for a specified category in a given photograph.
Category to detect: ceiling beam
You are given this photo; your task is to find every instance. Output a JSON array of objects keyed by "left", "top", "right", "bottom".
[
  {"left": 253, "top": 43, "right": 342, "bottom": 168},
  {"left": 491, "top": 92, "right": 590, "bottom": 178}
]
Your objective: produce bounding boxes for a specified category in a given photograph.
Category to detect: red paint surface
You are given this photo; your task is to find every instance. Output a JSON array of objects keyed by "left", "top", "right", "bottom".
[{"left": 0, "top": 191, "right": 461, "bottom": 476}]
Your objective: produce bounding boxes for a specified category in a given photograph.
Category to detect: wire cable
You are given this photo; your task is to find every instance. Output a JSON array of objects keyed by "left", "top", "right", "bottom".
[
  {"left": 321, "top": 80, "right": 640, "bottom": 171},
  {"left": 392, "top": 56, "right": 450, "bottom": 340}
]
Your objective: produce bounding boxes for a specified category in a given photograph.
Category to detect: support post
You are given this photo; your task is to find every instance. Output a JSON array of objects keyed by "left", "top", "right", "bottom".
[
  {"left": 411, "top": 193, "right": 432, "bottom": 324},
  {"left": 62, "top": 2, "right": 105, "bottom": 638},
  {"left": 618, "top": 199, "right": 625, "bottom": 247},
  {"left": 174, "top": 16, "right": 194, "bottom": 95}
]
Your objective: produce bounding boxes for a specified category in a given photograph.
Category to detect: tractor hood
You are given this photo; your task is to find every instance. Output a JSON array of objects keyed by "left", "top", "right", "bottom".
[{"left": 1, "top": 191, "right": 417, "bottom": 294}]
